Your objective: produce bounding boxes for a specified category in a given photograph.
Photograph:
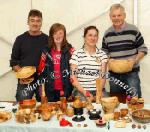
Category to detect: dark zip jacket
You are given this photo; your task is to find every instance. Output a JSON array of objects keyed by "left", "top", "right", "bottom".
[{"left": 38, "top": 44, "right": 74, "bottom": 101}]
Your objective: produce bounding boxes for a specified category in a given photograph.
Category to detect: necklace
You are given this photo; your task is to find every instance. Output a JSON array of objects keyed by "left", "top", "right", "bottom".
[
  {"left": 96, "top": 57, "right": 101, "bottom": 64},
  {"left": 82, "top": 46, "right": 101, "bottom": 63}
]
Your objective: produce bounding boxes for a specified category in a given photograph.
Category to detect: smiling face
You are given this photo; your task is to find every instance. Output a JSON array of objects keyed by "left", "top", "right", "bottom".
[
  {"left": 28, "top": 16, "right": 42, "bottom": 34},
  {"left": 110, "top": 8, "right": 126, "bottom": 29},
  {"left": 53, "top": 29, "right": 64, "bottom": 45},
  {"left": 49, "top": 23, "right": 68, "bottom": 50},
  {"left": 84, "top": 29, "right": 98, "bottom": 47}
]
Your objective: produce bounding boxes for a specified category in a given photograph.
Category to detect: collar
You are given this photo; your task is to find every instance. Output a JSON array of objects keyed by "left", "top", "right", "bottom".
[
  {"left": 112, "top": 22, "right": 126, "bottom": 32},
  {"left": 82, "top": 45, "right": 100, "bottom": 56},
  {"left": 49, "top": 43, "right": 72, "bottom": 54}
]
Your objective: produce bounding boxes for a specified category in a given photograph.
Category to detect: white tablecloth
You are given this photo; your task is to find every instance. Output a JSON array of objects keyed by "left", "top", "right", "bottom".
[{"left": 0, "top": 103, "right": 150, "bottom": 132}]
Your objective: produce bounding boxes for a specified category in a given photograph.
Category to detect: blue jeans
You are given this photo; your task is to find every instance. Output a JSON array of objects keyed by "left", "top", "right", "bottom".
[
  {"left": 16, "top": 81, "right": 41, "bottom": 102},
  {"left": 109, "top": 71, "right": 141, "bottom": 97}
]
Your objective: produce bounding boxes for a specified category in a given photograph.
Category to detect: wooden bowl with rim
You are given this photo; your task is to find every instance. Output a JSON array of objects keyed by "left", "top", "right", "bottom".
[{"left": 19, "top": 99, "right": 36, "bottom": 109}]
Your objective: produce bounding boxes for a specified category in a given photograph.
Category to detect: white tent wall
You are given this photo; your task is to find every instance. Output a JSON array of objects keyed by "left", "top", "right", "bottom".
[
  {"left": 0, "top": 0, "right": 149, "bottom": 102},
  {"left": 0, "top": 0, "right": 31, "bottom": 76},
  {"left": 138, "top": 0, "right": 150, "bottom": 103}
]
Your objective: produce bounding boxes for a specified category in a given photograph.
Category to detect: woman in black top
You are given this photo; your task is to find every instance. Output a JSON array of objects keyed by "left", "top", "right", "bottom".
[{"left": 38, "top": 23, "right": 74, "bottom": 102}]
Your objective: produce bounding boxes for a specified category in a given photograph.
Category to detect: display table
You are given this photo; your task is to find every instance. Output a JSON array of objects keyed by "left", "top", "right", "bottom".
[{"left": 0, "top": 103, "right": 150, "bottom": 132}]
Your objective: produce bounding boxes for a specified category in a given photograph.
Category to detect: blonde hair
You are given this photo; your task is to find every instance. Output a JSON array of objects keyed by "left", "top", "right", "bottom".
[{"left": 110, "top": 4, "right": 125, "bottom": 14}]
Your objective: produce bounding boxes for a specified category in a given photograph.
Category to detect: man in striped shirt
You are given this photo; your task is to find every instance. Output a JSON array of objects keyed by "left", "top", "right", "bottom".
[
  {"left": 102, "top": 4, "right": 148, "bottom": 100},
  {"left": 70, "top": 26, "right": 108, "bottom": 101}
]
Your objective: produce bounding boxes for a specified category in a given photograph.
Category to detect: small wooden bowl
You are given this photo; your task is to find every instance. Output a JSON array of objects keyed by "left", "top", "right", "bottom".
[
  {"left": 19, "top": 99, "right": 36, "bottom": 109},
  {"left": 66, "top": 108, "right": 74, "bottom": 117},
  {"left": 95, "top": 119, "right": 106, "bottom": 127},
  {"left": 120, "top": 108, "right": 128, "bottom": 117}
]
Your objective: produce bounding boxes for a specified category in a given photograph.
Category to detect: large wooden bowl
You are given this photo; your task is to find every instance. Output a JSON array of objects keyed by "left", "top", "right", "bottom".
[
  {"left": 19, "top": 99, "right": 36, "bottom": 109},
  {"left": 0, "top": 111, "right": 12, "bottom": 123},
  {"left": 16, "top": 66, "right": 36, "bottom": 79},
  {"left": 132, "top": 109, "right": 150, "bottom": 123},
  {"left": 108, "top": 59, "right": 134, "bottom": 73}
]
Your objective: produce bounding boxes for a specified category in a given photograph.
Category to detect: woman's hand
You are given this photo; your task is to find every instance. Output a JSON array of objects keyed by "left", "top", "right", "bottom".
[{"left": 84, "top": 90, "right": 94, "bottom": 102}]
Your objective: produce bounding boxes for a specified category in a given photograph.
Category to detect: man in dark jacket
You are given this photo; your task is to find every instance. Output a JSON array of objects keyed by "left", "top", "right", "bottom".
[{"left": 10, "top": 9, "right": 48, "bottom": 101}]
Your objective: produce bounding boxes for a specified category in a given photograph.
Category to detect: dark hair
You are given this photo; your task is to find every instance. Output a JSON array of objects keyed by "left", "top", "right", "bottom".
[
  {"left": 49, "top": 23, "right": 68, "bottom": 50},
  {"left": 28, "top": 9, "right": 42, "bottom": 19},
  {"left": 84, "top": 26, "right": 99, "bottom": 37}
]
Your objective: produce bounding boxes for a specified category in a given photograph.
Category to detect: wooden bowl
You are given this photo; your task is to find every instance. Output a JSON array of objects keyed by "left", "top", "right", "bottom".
[
  {"left": 132, "top": 109, "right": 150, "bottom": 123},
  {"left": 19, "top": 77, "right": 34, "bottom": 84},
  {"left": 19, "top": 99, "right": 36, "bottom": 109},
  {"left": 66, "top": 108, "right": 74, "bottom": 117},
  {"left": 120, "top": 108, "right": 128, "bottom": 117},
  {"left": 101, "top": 96, "right": 119, "bottom": 114},
  {"left": 72, "top": 96, "right": 84, "bottom": 108},
  {"left": 128, "top": 103, "right": 144, "bottom": 111},
  {"left": 0, "top": 111, "right": 12, "bottom": 123},
  {"left": 16, "top": 66, "right": 36, "bottom": 79},
  {"left": 108, "top": 59, "right": 134, "bottom": 73}
]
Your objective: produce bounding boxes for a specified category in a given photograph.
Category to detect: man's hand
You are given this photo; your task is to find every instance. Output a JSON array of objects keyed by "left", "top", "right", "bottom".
[
  {"left": 19, "top": 78, "right": 28, "bottom": 84},
  {"left": 13, "top": 65, "right": 21, "bottom": 72},
  {"left": 128, "top": 58, "right": 137, "bottom": 65},
  {"left": 19, "top": 77, "right": 34, "bottom": 84}
]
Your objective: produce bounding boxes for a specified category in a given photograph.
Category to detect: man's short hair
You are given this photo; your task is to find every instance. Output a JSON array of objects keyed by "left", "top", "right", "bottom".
[
  {"left": 110, "top": 4, "right": 125, "bottom": 14},
  {"left": 28, "top": 9, "right": 42, "bottom": 19}
]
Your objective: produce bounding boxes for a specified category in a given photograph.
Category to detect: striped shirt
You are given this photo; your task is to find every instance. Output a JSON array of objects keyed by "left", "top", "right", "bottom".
[
  {"left": 70, "top": 48, "right": 107, "bottom": 91},
  {"left": 102, "top": 22, "right": 148, "bottom": 69}
]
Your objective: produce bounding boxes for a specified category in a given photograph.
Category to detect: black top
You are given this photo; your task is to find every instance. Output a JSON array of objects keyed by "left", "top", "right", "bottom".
[
  {"left": 38, "top": 44, "right": 73, "bottom": 101},
  {"left": 10, "top": 31, "right": 48, "bottom": 68}
]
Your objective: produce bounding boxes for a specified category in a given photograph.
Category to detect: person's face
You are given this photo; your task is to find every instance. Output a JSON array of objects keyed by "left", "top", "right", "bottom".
[
  {"left": 110, "top": 8, "right": 126, "bottom": 28},
  {"left": 53, "top": 29, "right": 64, "bottom": 45},
  {"left": 28, "top": 16, "right": 42, "bottom": 32},
  {"left": 84, "top": 29, "right": 98, "bottom": 47}
]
